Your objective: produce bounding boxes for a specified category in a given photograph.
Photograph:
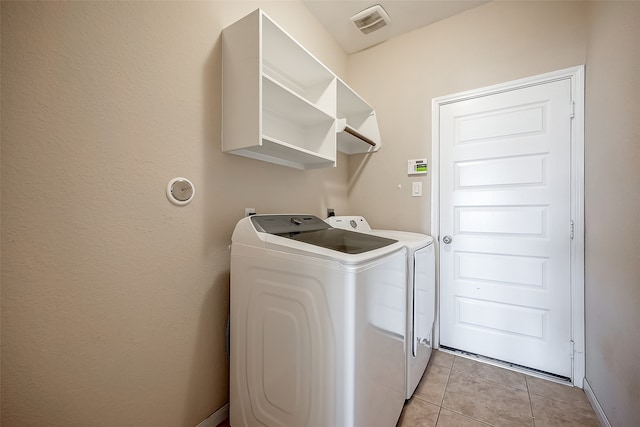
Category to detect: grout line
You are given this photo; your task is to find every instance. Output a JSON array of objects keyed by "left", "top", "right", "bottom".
[
  {"left": 443, "top": 360, "right": 482, "bottom": 427},
  {"left": 433, "top": 405, "right": 442, "bottom": 426},
  {"left": 438, "top": 355, "right": 454, "bottom": 408},
  {"left": 446, "top": 355, "right": 536, "bottom": 426},
  {"left": 526, "top": 375, "right": 537, "bottom": 426},
  {"left": 432, "top": 358, "right": 451, "bottom": 427},
  {"left": 439, "top": 347, "right": 571, "bottom": 385},
  {"left": 450, "top": 356, "right": 529, "bottom": 393},
  {"left": 438, "top": 407, "right": 494, "bottom": 427}
]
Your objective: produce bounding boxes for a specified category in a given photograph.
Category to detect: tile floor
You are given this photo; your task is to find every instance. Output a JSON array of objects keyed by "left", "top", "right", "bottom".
[{"left": 398, "top": 350, "right": 601, "bottom": 427}]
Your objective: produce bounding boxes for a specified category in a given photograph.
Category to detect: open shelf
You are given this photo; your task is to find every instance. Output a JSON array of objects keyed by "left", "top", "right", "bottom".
[
  {"left": 222, "top": 9, "right": 381, "bottom": 169},
  {"left": 228, "top": 136, "right": 336, "bottom": 170},
  {"left": 336, "top": 79, "right": 381, "bottom": 154}
]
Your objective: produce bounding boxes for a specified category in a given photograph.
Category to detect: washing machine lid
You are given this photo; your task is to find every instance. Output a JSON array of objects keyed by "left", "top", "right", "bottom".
[{"left": 251, "top": 215, "right": 397, "bottom": 255}]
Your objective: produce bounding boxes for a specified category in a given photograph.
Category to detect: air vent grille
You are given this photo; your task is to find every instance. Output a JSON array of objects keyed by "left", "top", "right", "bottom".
[{"left": 350, "top": 5, "right": 391, "bottom": 34}]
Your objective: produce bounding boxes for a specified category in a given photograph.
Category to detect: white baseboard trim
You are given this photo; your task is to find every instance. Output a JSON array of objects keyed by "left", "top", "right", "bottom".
[
  {"left": 583, "top": 378, "right": 611, "bottom": 427},
  {"left": 195, "top": 403, "right": 229, "bottom": 427}
]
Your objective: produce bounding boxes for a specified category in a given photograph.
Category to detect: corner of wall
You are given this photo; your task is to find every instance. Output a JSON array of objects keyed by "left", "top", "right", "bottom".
[{"left": 583, "top": 378, "right": 612, "bottom": 427}]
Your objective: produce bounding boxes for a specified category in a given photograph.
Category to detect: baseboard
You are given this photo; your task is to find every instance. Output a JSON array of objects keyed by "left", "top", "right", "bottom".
[
  {"left": 583, "top": 378, "right": 611, "bottom": 427},
  {"left": 195, "top": 403, "right": 229, "bottom": 427}
]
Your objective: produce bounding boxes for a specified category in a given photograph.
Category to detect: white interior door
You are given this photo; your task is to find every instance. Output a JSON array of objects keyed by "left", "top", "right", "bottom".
[{"left": 438, "top": 78, "right": 573, "bottom": 377}]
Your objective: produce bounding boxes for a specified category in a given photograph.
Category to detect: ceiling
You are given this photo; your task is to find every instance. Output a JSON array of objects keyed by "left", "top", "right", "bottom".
[{"left": 303, "top": 0, "right": 489, "bottom": 54}]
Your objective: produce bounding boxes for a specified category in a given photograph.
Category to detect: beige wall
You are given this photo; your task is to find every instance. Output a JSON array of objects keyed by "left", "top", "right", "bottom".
[
  {"left": 3, "top": 1, "right": 640, "bottom": 426},
  {"left": 348, "top": 1, "right": 640, "bottom": 425},
  {"left": 346, "top": 0, "right": 588, "bottom": 233},
  {"left": 1, "top": 1, "right": 347, "bottom": 426},
  {"left": 584, "top": 2, "right": 640, "bottom": 426}
]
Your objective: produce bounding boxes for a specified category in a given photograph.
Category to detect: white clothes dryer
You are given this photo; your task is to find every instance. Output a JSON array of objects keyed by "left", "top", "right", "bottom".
[
  {"left": 230, "top": 214, "right": 408, "bottom": 427},
  {"left": 327, "top": 216, "right": 435, "bottom": 400}
]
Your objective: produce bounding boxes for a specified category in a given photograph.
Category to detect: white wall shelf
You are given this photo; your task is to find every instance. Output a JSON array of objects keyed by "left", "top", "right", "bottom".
[
  {"left": 336, "top": 79, "right": 381, "bottom": 155},
  {"left": 222, "top": 9, "right": 382, "bottom": 169}
]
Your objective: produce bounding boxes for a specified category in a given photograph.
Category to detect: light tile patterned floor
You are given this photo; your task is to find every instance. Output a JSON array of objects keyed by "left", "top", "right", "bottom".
[{"left": 397, "top": 350, "right": 601, "bottom": 427}]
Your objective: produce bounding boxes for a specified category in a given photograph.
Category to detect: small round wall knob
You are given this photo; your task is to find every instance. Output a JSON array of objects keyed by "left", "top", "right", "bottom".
[{"left": 167, "top": 177, "right": 195, "bottom": 206}]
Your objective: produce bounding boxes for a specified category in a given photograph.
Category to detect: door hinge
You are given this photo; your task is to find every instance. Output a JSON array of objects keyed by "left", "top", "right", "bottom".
[
  {"left": 570, "top": 101, "right": 575, "bottom": 118},
  {"left": 570, "top": 340, "right": 575, "bottom": 359},
  {"left": 570, "top": 220, "right": 575, "bottom": 240}
]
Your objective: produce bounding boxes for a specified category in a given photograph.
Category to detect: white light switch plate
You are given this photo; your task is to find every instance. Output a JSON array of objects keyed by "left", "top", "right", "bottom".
[{"left": 412, "top": 182, "right": 422, "bottom": 197}]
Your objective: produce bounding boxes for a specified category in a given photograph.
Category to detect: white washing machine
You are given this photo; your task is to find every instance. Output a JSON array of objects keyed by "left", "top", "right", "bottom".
[
  {"left": 327, "top": 216, "right": 435, "bottom": 400},
  {"left": 230, "top": 214, "right": 408, "bottom": 427}
]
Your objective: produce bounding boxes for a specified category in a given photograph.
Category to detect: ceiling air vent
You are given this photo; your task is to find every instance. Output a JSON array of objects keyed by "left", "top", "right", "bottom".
[{"left": 350, "top": 4, "right": 391, "bottom": 34}]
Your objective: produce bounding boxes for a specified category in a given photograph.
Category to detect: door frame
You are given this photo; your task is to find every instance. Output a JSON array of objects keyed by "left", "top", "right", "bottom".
[{"left": 430, "top": 66, "right": 585, "bottom": 386}]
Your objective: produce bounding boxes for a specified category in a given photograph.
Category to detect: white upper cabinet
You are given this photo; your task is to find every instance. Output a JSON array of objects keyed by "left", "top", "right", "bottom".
[{"left": 222, "top": 9, "right": 381, "bottom": 170}]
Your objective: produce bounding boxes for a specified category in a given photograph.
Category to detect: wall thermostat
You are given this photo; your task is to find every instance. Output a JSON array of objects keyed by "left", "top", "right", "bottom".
[
  {"left": 408, "top": 159, "right": 428, "bottom": 175},
  {"left": 167, "top": 177, "right": 195, "bottom": 206}
]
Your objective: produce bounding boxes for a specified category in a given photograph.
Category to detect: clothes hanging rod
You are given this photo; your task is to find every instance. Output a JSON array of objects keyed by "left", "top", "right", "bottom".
[{"left": 342, "top": 125, "right": 377, "bottom": 147}]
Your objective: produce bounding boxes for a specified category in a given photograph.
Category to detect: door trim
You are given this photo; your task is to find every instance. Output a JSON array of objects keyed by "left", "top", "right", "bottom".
[{"left": 431, "top": 65, "right": 585, "bottom": 387}]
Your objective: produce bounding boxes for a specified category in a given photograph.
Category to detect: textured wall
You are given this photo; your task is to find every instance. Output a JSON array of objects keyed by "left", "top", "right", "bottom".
[
  {"left": 4, "top": 1, "right": 639, "bottom": 426},
  {"left": 346, "top": 0, "right": 588, "bottom": 234},
  {"left": 1, "top": 1, "right": 347, "bottom": 425},
  {"left": 584, "top": 2, "right": 640, "bottom": 426},
  {"left": 347, "top": 1, "right": 640, "bottom": 425}
]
